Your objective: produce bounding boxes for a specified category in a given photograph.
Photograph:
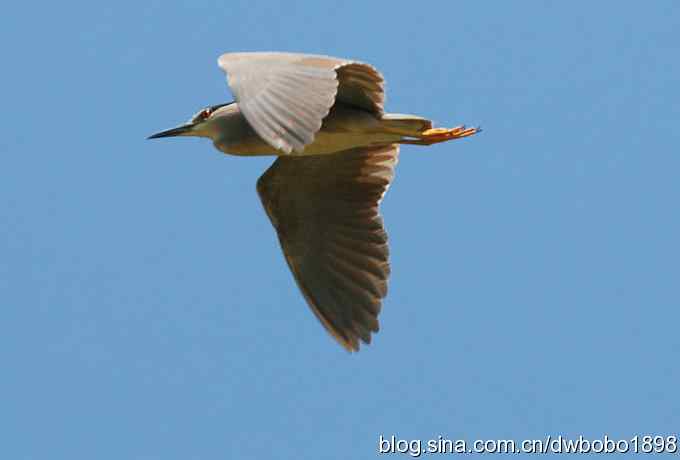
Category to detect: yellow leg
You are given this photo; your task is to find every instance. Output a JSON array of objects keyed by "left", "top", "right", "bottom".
[{"left": 401, "top": 125, "right": 481, "bottom": 145}]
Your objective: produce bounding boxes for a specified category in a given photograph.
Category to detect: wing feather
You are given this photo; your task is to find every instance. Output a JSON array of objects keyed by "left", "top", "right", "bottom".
[
  {"left": 218, "top": 52, "right": 386, "bottom": 154},
  {"left": 256, "top": 144, "right": 398, "bottom": 351}
]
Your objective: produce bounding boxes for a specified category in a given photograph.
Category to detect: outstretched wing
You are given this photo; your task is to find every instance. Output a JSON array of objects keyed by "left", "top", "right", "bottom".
[
  {"left": 218, "top": 52, "right": 385, "bottom": 154},
  {"left": 256, "top": 144, "right": 398, "bottom": 351}
]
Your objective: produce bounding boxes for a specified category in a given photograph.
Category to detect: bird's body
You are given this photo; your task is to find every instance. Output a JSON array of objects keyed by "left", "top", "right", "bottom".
[
  {"left": 149, "top": 52, "right": 480, "bottom": 351},
  {"left": 211, "top": 103, "right": 429, "bottom": 157}
]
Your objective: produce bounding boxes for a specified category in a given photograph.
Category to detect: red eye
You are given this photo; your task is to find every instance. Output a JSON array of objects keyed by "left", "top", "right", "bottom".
[{"left": 202, "top": 109, "right": 211, "bottom": 119}]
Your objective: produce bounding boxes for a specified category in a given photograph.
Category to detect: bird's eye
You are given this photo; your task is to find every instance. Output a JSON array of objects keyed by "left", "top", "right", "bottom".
[{"left": 201, "top": 108, "right": 211, "bottom": 119}]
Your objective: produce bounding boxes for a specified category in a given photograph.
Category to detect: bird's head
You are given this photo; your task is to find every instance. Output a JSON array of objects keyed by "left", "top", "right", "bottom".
[{"left": 147, "top": 102, "right": 236, "bottom": 140}]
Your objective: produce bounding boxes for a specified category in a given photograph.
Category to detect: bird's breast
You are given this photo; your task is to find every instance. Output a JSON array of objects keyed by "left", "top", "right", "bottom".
[{"left": 215, "top": 103, "right": 398, "bottom": 157}]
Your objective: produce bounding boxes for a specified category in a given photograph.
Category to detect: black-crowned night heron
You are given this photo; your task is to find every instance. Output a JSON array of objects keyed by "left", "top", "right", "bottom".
[{"left": 148, "top": 52, "right": 480, "bottom": 352}]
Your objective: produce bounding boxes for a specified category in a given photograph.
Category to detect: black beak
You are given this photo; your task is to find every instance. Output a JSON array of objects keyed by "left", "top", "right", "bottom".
[{"left": 147, "top": 124, "right": 194, "bottom": 139}]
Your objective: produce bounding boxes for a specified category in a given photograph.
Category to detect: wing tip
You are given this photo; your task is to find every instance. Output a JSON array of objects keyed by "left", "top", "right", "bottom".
[{"left": 334, "top": 329, "right": 376, "bottom": 353}]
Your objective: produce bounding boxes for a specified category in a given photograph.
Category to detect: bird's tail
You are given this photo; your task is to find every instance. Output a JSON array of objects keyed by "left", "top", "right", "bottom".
[
  {"left": 379, "top": 113, "right": 433, "bottom": 137},
  {"left": 380, "top": 113, "right": 481, "bottom": 145}
]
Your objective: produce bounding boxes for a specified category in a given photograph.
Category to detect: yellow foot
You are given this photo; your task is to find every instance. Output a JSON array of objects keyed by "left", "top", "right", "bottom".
[{"left": 420, "top": 125, "right": 481, "bottom": 143}]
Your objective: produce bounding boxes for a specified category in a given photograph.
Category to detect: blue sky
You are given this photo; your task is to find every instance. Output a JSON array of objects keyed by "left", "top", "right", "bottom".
[{"left": 2, "top": 1, "right": 679, "bottom": 458}]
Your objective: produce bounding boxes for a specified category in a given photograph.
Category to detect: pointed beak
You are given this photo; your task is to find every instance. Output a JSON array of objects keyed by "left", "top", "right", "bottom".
[{"left": 147, "top": 123, "right": 195, "bottom": 139}]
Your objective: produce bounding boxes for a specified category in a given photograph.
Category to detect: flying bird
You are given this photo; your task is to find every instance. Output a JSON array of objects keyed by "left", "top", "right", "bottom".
[{"left": 148, "top": 52, "right": 480, "bottom": 351}]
